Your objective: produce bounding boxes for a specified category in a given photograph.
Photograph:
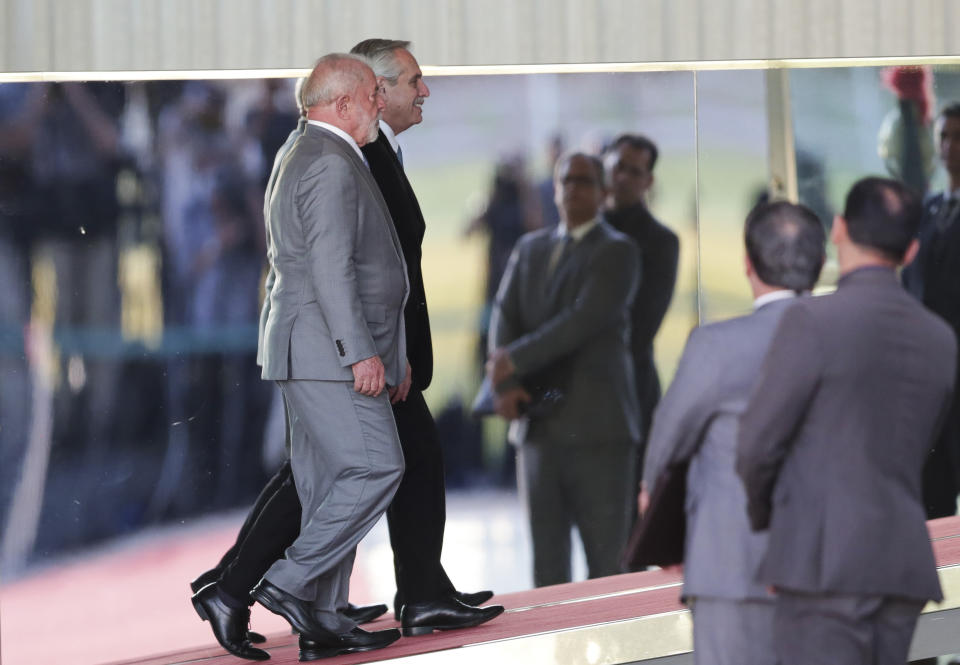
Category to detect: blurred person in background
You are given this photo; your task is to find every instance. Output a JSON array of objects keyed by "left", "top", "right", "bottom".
[
  {"left": 903, "top": 102, "right": 960, "bottom": 521},
  {"left": 31, "top": 81, "right": 126, "bottom": 543},
  {"left": 487, "top": 152, "right": 640, "bottom": 586},
  {"left": 466, "top": 154, "right": 542, "bottom": 366},
  {"left": 602, "top": 133, "right": 679, "bottom": 487},
  {"left": 0, "top": 83, "right": 44, "bottom": 544}
]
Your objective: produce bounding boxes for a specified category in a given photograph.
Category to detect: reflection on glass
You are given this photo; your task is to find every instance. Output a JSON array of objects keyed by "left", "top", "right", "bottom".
[
  {"left": 0, "top": 70, "right": 697, "bottom": 664},
  {"left": 695, "top": 69, "right": 769, "bottom": 324}
]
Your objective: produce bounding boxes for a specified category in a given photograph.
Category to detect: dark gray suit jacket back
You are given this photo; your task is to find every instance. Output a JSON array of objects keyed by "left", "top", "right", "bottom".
[
  {"left": 643, "top": 297, "right": 796, "bottom": 600},
  {"left": 737, "top": 267, "right": 956, "bottom": 602}
]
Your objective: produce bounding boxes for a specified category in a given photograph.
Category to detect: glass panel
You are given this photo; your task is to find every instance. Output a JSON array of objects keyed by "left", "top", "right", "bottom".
[
  {"left": 694, "top": 69, "right": 769, "bottom": 323},
  {"left": 0, "top": 70, "right": 697, "bottom": 664}
]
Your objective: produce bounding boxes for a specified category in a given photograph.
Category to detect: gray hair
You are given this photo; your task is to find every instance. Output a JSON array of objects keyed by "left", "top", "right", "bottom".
[
  {"left": 350, "top": 39, "right": 412, "bottom": 84},
  {"left": 301, "top": 53, "right": 374, "bottom": 109}
]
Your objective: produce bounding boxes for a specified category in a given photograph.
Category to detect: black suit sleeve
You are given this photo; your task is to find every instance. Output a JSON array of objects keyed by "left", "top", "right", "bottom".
[{"left": 633, "top": 228, "right": 679, "bottom": 352}]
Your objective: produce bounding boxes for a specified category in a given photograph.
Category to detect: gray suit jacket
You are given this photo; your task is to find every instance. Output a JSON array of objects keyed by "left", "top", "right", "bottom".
[
  {"left": 737, "top": 267, "right": 956, "bottom": 602},
  {"left": 257, "top": 118, "right": 305, "bottom": 368},
  {"left": 258, "top": 123, "right": 409, "bottom": 385},
  {"left": 490, "top": 221, "right": 641, "bottom": 447},
  {"left": 643, "top": 296, "right": 796, "bottom": 601}
]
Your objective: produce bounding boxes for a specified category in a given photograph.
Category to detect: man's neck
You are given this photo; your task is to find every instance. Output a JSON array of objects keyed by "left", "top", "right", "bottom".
[
  {"left": 607, "top": 198, "right": 645, "bottom": 213},
  {"left": 837, "top": 247, "right": 897, "bottom": 276}
]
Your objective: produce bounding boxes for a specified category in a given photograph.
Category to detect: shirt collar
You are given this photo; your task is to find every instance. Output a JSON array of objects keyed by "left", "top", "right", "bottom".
[
  {"left": 558, "top": 217, "right": 600, "bottom": 242},
  {"left": 379, "top": 120, "right": 400, "bottom": 155},
  {"left": 306, "top": 119, "right": 365, "bottom": 163},
  {"left": 753, "top": 289, "right": 798, "bottom": 310}
]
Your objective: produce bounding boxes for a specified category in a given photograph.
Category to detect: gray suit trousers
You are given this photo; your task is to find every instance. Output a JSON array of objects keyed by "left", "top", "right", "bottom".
[
  {"left": 264, "top": 379, "right": 404, "bottom": 631},
  {"left": 774, "top": 591, "right": 923, "bottom": 665},
  {"left": 518, "top": 442, "right": 633, "bottom": 587},
  {"left": 691, "top": 597, "right": 776, "bottom": 665}
]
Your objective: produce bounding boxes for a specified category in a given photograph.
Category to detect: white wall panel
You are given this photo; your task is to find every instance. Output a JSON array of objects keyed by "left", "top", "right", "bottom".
[{"left": 2, "top": 0, "right": 959, "bottom": 75}]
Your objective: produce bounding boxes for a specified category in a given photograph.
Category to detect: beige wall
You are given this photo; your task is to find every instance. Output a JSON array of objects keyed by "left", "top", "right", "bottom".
[{"left": 2, "top": 0, "right": 959, "bottom": 74}]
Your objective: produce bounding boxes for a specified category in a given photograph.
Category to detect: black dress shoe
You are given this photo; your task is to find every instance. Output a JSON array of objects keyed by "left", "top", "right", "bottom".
[
  {"left": 190, "top": 568, "right": 221, "bottom": 593},
  {"left": 298, "top": 627, "right": 401, "bottom": 661},
  {"left": 191, "top": 571, "right": 266, "bottom": 644},
  {"left": 191, "top": 583, "right": 270, "bottom": 661},
  {"left": 400, "top": 598, "right": 504, "bottom": 636},
  {"left": 251, "top": 579, "right": 337, "bottom": 642},
  {"left": 394, "top": 589, "right": 496, "bottom": 620},
  {"left": 343, "top": 602, "right": 388, "bottom": 624},
  {"left": 454, "top": 589, "right": 494, "bottom": 607}
]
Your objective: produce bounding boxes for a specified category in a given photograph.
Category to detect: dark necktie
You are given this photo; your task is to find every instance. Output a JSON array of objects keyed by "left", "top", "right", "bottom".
[
  {"left": 396, "top": 145, "right": 404, "bottom": 168},
  {"left": 547, "top": 234, "right": 574, "bottom": 277}
]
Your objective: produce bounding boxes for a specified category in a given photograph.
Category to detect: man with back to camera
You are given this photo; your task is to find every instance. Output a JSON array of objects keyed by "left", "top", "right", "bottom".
[
  {"left": 249, "top": 52, "right": 408, "bottom": 659},
  {"left": 348, "top": 38, "right": 503, "bottom": 634},
  {"left": 640, "top": 201, "right": 825, "bottom": 665},
  {"left": 737, "top": 177, "right": 956, "bottom": 665},
  {"left": 602, "top": 134, "right": 679, "bottom": 481},
  {"left": 487, "top": 152, "right": 641, "bottom": 587},
  {"left": 903, "top": 102, "right": 960, "bottom": 520}
]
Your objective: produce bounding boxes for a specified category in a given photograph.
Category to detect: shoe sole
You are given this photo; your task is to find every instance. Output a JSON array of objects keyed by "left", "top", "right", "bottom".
[
  {"left": 401, "top": 607, "right": 505, "bottom": 637},
  {"left": 299, "top": 636, "right": 400, "bottom": 661},
  {"left": 191, "top": 596, "right": 210, "bottom": 622}
]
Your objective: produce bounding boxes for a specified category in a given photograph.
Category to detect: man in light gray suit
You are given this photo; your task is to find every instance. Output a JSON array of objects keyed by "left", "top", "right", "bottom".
[
  {"left": 250, "top": 54, "right": 409, "bottom": 658},
  {"left": 737, "top": 177, "right": 957, "bottom": 665},
  {"left": 640, "top": 201, "right": 826, "bottom": 665},
  {"left": 487, "top": 152, "right": 640, "bottom": 587}
]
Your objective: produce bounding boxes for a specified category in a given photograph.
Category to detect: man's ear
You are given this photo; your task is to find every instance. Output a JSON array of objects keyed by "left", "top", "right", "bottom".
[
  {"left": 335, "top": 95, "right": 350, "bottom": 117},
  {"left": 902, "top": 238, "right": 920, "bottom": 267},
  {"left": 744, "top": 252, "right": 755, "bottom": 279},
  {"left": 831, "top": 214, "right": 847, "bottom": 245}
]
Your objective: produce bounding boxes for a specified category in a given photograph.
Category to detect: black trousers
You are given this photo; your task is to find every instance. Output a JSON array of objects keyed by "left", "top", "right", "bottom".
[
  {"left": 216, "top": 387, "right": 453, "bottom": 605},
  {"left": 922, "top": 402, "right": 960, "bottom": 519},
  {"left": 218, "top": 459, "right": 301, "bottom": 602},
  {"left": 388, "top": 388, "right": 454, "bottom": 604}
]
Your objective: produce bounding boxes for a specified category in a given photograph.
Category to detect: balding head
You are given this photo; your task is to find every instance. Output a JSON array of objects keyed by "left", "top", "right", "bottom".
[{"left": 302, "top": 53, "right": 384, "bottom": 145}]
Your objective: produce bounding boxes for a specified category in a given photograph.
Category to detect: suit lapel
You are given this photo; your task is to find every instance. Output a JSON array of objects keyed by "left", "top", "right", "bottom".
[{"left": 311, "top": 126, "right": 406, "bottom": 269}]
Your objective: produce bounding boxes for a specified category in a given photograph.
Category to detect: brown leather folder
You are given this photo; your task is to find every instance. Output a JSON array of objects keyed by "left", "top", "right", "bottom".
[{"left": 620, "top": 460, "right": 689, "bottom": 571}]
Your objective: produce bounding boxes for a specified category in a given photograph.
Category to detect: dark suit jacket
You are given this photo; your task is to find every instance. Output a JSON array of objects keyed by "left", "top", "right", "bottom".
[
  {"left": 736, "top": 267, "right": 956, "bottom": 602},
  {"left": 490, "top": 221, "right": 641, "bottom": 447},
  {"left": 643, "top": 296, "right": 796, "bottom": 601},
  {"left": 362, "top": 130, "right": 433, "bottom": 391},
  {"left": 604, "top": 204, "right": 679, "bottom": 433},
  {"left": 904, "top": 192, "right": 960, "bottom": 336}
]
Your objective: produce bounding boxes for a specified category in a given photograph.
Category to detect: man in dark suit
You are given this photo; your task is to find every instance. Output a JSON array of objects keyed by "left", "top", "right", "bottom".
[
  {"left": 602, "top": 134, "right": 679, "bottom": 475},
  {"left": 487, "top": 152, "right": 641, "bottom": 587},
  {"left": 736, "top": 177, "right": 956, "bottom": 665},
  {"left": 641, "top": 201, "right": 825, "bottom": 665},
  {"left": 349, "top": 38, "right": 502, "bottom": 635},
  {"left": 903, "top": 101, "right": 960, "bottom": 519}
]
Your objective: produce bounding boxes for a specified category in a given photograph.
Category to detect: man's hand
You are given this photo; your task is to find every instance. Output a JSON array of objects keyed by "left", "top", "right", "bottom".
[
  {"left": 637, "top": 483, "right": 651, "bottom": 516},
  {"left": 388, "top": 360, "right": 412, "bottom": 404},
  {"left": 494, "top": 386, "right": 531, "bottom": 420},
  {"left": 486, "top": 347, "right": 516, "bottom": 387},
  {"left": 352, "top": 355, "right": 386, "bottom": 396}
]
